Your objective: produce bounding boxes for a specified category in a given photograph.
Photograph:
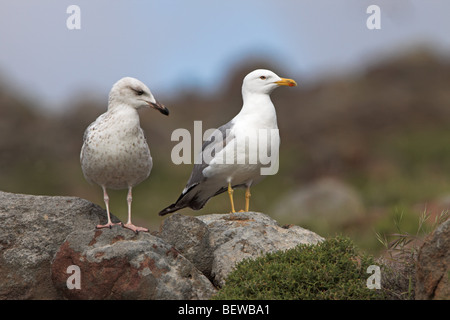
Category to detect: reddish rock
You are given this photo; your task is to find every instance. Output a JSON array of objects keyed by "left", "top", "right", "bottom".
[
  {"left": 0, "top": 192, "right": 118, "bottom": 299},
  {"left": 51, "top": 228, "right": 216, "bottom": 300},
  {"left": 416, "top": 219, "right": 450, "bottom": 300}
]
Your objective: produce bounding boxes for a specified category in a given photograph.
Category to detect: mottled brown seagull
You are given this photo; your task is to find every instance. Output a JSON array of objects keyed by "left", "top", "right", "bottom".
[{"left": 81, "top": 77, "right": 169, "bottom": 232}]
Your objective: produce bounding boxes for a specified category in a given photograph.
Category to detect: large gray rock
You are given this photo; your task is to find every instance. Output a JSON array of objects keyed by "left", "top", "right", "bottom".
[
  {"left": 159, "top": 212, "right": 324, "bottom": 287},
  {"left": 51, "top": 227, "right": 216, "bottom": 300},
  {"left": 1, "top": 190, "right": 324, "bottom": 299},
  {"left": 415, "top": 219, "right": 450, "bottom": 300},
  {"left": 157, "top": 213, "right": 214, "bottom": 279},
  {"left": 0, "top": 191, "right": 119, "bottom": 299},
  {"left": 200, "top": 212, "right": 324, "bottom": 287}
]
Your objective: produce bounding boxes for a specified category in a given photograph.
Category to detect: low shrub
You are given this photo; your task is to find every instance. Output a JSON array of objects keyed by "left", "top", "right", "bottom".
[{"left": 213, "top": 236, "right": 385, "bottom": 300}]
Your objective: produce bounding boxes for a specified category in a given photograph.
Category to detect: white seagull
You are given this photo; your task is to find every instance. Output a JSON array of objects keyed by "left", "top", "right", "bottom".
[
  {"left": 159, "top": 69, "right": 296, "bottom": 216},
  {"left": 81, "top": 77, "right": 169, "bottom": 232}
]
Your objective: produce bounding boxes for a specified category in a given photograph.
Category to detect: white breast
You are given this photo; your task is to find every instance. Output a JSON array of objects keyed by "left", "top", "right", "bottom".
[{"left": 80, "top": 107, "right": 152, "bottom": 189}]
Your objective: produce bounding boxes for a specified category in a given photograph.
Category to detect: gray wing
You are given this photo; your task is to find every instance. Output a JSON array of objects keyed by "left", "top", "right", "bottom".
[
  {"left": 80, "top": 113, "right": 107, "bottom": 162},
  {"left": 158, "top": 119, "right": 235, "bottom": 215},
  {"left": 184, "top": 119, "right": 235, "bottom": 190},
  {"left": 80, "top": 120, "right": 96, "bottom": 162}
]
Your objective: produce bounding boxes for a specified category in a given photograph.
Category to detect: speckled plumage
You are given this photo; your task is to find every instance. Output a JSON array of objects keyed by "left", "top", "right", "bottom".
[
  {"left": 80, "top": 77, "right": 169, "bottom": 232},
  {"left": 81, "top": 107, "right": 152, "bottom": 190}
]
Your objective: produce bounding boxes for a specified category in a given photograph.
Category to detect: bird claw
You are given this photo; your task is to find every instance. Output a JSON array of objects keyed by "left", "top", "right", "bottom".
[
  {"left": 96, "top": 222, "right": 122, "bottom": 229},
  {"left": 122, "top": 223, "right": 149, "bottom": 233}
]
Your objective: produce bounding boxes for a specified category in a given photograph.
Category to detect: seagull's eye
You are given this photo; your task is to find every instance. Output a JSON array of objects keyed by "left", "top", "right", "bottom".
[
  {"left": 260, "top": 76, "right": 267, "bottom": 80},
  {"left": 134, "top": 89, "right": 145, "bottom": 96}
]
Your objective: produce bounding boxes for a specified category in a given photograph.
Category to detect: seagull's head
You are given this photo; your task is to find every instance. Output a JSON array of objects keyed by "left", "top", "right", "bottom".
[
  {"left": 108, "top": 77, "right": 169, "bottom": 116},
  {"left": 242, "top": 69, "right": 297, "bottom": 96}
]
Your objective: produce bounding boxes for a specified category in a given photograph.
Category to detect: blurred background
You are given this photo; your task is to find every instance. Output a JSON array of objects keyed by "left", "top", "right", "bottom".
[{"left": 1, "top": 1, "right": 450, "bottom": 254}]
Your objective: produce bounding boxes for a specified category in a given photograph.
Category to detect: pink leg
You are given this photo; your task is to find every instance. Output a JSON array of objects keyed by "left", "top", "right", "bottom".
[
  {"left": 122, "top": 186, "right": 149, "bottom": 233},
  {"left": 96, "top": 186, "right": 122, "bottom": 229}
]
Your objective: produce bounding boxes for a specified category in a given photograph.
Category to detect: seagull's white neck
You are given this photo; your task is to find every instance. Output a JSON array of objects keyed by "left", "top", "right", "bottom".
[
  {"left": 241, "top": 92, "right": 274, "bottom": 113},
  {"left": 108, "top": 102, "right": 137, "bottom": 113},
  {"left": 107, "top": 103, "right": 141, "bottom": 128},
  {"left": 236, "top": 92, "right": 278, "bottom": 128}
]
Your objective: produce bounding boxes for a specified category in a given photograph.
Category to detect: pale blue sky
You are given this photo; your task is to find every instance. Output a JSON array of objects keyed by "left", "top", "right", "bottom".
[{"left": 0, "top": 1, "right": 449, "bottom": 111}]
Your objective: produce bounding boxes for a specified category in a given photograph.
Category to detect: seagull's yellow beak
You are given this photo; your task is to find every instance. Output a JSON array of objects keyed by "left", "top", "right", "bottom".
[{"left": 275, "top": 78, "right": 297, "bottom": 87}]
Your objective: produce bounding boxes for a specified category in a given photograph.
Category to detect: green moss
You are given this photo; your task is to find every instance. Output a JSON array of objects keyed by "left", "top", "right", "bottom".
[{"left": 213, "top": 236, "right": 385, "bottom": 300}]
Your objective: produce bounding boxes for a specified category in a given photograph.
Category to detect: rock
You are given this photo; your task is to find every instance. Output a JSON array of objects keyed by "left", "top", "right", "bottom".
[
  {"left": 157, "top": 213, "right": 214, "bottom": 279},
  {"left": 415, "top": 219, "right": 450, "bottom": 300},
  {"left": 272, "top": 177, "right": 365, "bottom": 233},
  {"left": 157, "top": 212, "right": 324, "bottom": 288},
  {"left": 51, "top": 227, "right": 216, "bottom": 300},
  {"left": 0, "top": 191, "right": 119, "bottom": 299},
  {"left": 1, "top": 190, "right": 324, "bottom": 299},
  {"left": 197, "top": 212, "right": 323, "bottom": 287}
]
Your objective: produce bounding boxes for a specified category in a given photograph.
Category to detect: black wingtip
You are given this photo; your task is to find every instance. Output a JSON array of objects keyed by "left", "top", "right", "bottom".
[{"left": 158, "top": 204, "right": 178, "bottom": 216}]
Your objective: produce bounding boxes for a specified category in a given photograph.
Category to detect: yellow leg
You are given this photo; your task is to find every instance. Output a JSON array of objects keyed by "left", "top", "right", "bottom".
[
  {"left": 228, "top": 182, "right": 236, "bottom": 213},
  {"left": 245, "top": 186, "right": 251, "bottom": 212}
]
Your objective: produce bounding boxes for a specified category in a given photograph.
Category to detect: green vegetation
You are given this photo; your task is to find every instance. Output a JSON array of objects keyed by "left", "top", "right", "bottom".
[
  {"left": 213, "top": 237, "right": 385, "bottom": 300},
  {"left": 214, "top": 208, "right": 449, "bottom": 300}
]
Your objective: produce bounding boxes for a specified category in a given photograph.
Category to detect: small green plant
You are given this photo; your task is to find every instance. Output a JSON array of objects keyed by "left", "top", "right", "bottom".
[{"left": 213, "top": 236, "right": 384, "bottom": 300}]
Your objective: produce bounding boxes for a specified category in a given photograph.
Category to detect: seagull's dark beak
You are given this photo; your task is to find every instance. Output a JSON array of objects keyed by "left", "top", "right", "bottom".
[{"left": 147, "top": 100, "right": 169, "bottom": 116}]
